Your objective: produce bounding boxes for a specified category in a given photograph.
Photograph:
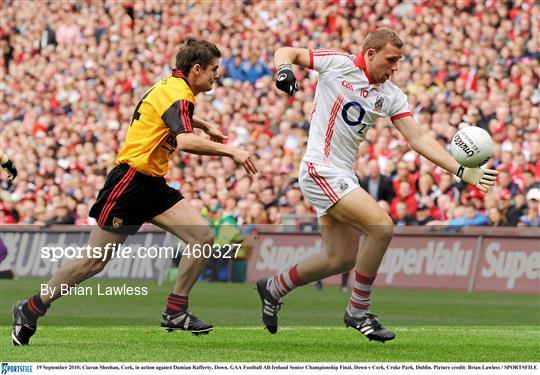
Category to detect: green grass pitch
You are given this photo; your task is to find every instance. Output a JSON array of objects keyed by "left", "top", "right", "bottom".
[{"left": 1, "top": 278, "right": 539, "bottom": 361}]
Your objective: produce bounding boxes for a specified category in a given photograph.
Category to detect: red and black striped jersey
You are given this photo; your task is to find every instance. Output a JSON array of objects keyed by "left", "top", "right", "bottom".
[{"left": 116, "top": 70, "right": 194, "bottom": 177}]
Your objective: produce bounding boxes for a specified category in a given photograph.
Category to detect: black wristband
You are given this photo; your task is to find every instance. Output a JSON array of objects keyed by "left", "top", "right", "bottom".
[{"left": 456, "top": 166, "right": 465, "bottom": 178}]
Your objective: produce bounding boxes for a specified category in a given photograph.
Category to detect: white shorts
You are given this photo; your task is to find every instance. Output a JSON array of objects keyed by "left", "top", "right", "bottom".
[{"left": 298, "top": 160, "right": 359, "bottom": 217}]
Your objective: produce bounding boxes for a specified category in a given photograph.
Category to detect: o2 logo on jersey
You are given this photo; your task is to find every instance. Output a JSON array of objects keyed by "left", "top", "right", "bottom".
[{"left": 342, "top": 101, "right": 369, "bottom": 136}]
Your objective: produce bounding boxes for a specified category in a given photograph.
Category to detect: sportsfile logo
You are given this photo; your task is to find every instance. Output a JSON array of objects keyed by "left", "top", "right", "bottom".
[{"left": 1, "top": 363, "right": 32, "bottom": 374}]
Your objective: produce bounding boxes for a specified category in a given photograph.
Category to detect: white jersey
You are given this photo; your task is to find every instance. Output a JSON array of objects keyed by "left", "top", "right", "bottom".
[{"left": 303, "top": 49, "right": 411, "bottom": 171}]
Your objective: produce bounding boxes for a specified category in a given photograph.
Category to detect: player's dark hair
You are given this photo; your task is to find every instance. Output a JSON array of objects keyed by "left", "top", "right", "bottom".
[
  {"left": 362, "top": 27, "right": 403, "bottom": 53},
  {"left": 175, "top": 37, "right": 221, "bottom": 75}
]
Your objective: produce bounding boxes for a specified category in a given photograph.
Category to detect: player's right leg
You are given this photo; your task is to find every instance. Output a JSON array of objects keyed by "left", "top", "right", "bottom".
[
  {"left": 327, "top": 187, "right": 395, "bottom": 342},
  {"left": 12, "top": 163, "right": 137, "bottom": 346},
  {"left": 12, "top": 227, "right": 126, "bottom": 346},
  {"left": 150, "top": 199, "right": 215, "bottom": 335},
  {"left": 257, "top": 161, "right": 394, "bottom": 341},
  {"left": 256, "top": 161, "right": 363, "bottom": 334},
  {"left": 256, "top": 214, "right": 361, "bottom": 333}
]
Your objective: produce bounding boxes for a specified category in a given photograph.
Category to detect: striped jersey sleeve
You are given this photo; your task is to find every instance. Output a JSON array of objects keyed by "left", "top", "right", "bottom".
[
  {"left": 161, "top": 99, "right": 194, "bottom": 136},
  {"left": 308, "top": 49, "right": 355, "bottom": 75},
  {"left": 388, "top": 89, "right": 412, "bottom": 122}
]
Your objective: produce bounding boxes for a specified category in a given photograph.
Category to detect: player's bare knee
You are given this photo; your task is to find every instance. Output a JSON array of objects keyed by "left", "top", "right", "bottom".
[
  {"left": 181, "top": 225, "right": 214, "bottom": 247},
  {"left": 342, "top": 256, "right": 356, "bottom": 272},
  {"left": 344, "top": 253, "right": 358, "bottom": 272},
  {"left": 327, "top": 256, "right": 354, "bottom": 275},
  {"left": 371, "top": 227, "right": 393, "bottom": 247},
  {"left": 326, "top": 258, "right": 340, "bottom": 274},
  {"left": 198, "top": 226, "right": 215, "bottom": 246},
  {"left": 378, "top": 222, "right": 394, "bottom": 240},
  {"left": 367, "top": 214, "right": 394, "bottom": 241},
  {"left": 81, "top": 257, "right": 107, "bottom": 277}
]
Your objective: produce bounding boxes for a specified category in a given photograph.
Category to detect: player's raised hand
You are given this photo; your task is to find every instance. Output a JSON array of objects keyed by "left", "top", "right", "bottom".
[
  {"left": 232, "top": 149, "right": 258, "bottom": 175},
  {"left": 275, "top": 64, "right": 298, "bottom": 96},
  {"left": 457, "top": 166, "right": 499, "bottom": 193}
]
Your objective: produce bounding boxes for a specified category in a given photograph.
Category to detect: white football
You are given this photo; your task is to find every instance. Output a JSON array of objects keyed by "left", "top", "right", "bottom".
[{"left": 450, "top": 126, "right": 493, "bottom": 168}]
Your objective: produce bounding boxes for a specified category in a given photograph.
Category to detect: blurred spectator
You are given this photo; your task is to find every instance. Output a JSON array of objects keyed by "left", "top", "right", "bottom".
[
  {"left": 448, "top": 203, "right": 488, "bottom": 228},
  {"left": 0, "top": 192, "right": 19, "bottom": 224},
  {"left": 205, "top": 203, "right": 243, "bottom": 281},
  {"left": 0, "top": 1, "right": 538, "bottom": 228},
  {"left": 394, "top": 201, "right": 416, "bottom": 226},
  {"left": 497, "top": 170, "right": 520, "bottom": 195},
  {"left": 436, "top": 173, "right": 461, "bottom": 203},
  {"left": 392, "top": 161, "right": 417, "bottom": 196},
  {"left": 415, "top": 204, "right": 434, "bottom": 226},
  {"left": 45, "top": 203, "right": 75, "bottom": 225},
  {"left": 522, "top": 169, "right": 540, "bottom": 192},
  {"left": 246, "top": 202, "right": 268, "bottom": 224},
  {"left": 359, "top": 159, "right": 395, "bottom": 203},
  {"left": 241, "top": 52, "right": 271, "bottom": 84},
  {"left": 520, "top": 188, "right": 540, "bottom": 226},
  {"left": 488, "top": 207, "right": 507, "bottom": 227},
  {"left": 416, "top": 173, "right": 438, "bottom": 202},
  {"left": 390, "top": 181, "right": 418, "bottom": 220},
  {"left": 497, "top": 189, "right": 514, "bottom": 220},
  {"left": 506, "top": 192, "right": 527, "bottom": 226},
  {"left": 224, "top": 54, "right": 246, "bottom": 81}
]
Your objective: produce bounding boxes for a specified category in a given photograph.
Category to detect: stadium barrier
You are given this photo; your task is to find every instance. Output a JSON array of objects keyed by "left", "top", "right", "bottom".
[
  {"left": 247, "top": 227, "right": 540, "bottom": 294},
  {"left": 1, "top": 226, "right": 538, "bottom": 294}
]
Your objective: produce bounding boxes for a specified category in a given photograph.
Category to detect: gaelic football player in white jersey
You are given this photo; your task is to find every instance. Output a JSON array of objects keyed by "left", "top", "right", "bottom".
[{"left": 256, "top": 28, "right": 499, "bottom": 342}]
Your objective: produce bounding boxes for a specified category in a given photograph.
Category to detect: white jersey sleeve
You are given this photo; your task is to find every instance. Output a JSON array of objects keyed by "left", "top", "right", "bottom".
[
  {"left": 387, "top": 87, "right": 411, "bottom": 121},
  {"left": 308, "top": 49, "right": 355, "bottom": 76}
]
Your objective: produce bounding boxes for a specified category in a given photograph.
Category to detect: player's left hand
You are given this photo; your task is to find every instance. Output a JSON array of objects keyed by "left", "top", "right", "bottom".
[
  {"left": 205, "top": 123, "right": 228, "bottom": 144},
  {"left": 275, "top": 64, "right": 298, "bottom": 96},
  {"left": 458, "top": 166, "right": 499, "bottom": 193},
  {"left": 1, "top": 159, "right": 17, "bottom": 181},
  {"left": 231, "top": 149, "right": 258, "bottom": 175}
]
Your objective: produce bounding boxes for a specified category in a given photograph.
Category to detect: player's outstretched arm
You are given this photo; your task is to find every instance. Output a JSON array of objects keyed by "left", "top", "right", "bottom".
[
  {"left": 176, "top": 133, "right": 257, "bottom": 175},
  {"left": 393, "top": 116, "right": 498, "bottom": 193},
  {"left": 274, "top": 47, "right": 311, "bottom": 69},
  {"left": 192, "top": 116, "right": 228, "bottom": 143},
  {"left": 273, "top": 47, "right": 311, "bottom": 96}
]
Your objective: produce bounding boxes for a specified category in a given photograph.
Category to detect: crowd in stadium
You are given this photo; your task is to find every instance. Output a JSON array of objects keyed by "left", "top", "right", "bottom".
[{"left": 1, "top": 0, "right": 539, "bottom": 229}]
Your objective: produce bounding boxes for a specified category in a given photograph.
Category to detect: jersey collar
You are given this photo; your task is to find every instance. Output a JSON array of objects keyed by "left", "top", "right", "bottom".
[
  {"left": 354, "top": 53, "right": 377, "bottom": 85},
  {"left": 172, "top": 69, "right": 192, "bottom": 89}
]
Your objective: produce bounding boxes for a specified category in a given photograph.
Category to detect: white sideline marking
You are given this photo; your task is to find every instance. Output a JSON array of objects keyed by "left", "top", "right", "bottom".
[{"left": 21, "top": 326, "right": 540, "bottom": 334}]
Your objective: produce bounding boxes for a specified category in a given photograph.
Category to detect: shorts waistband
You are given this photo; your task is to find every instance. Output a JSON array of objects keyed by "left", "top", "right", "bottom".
[
  {"left": 116, "top": 164, "right": 164, "bottom": 181},
  {"left": 302, "top": 159, "right": 351, "bottom": 173}
]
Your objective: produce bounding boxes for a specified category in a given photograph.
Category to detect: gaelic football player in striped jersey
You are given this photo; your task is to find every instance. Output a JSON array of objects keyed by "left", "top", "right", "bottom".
[
  {"left": 256, "top": 28, "right": 498, "bottom": 342},
  {"left": 12, "top": 37, "right": 257, "bottom": 346}
]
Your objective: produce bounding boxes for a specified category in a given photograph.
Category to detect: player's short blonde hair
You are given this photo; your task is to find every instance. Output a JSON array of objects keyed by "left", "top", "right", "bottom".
[{"left": 362, "top": 28, "right": 403, "bottom": 53}]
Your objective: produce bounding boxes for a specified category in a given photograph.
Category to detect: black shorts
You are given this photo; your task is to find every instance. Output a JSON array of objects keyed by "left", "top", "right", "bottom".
[{"left": 89, "top": 164, "right": 183, "bottom": 235}]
